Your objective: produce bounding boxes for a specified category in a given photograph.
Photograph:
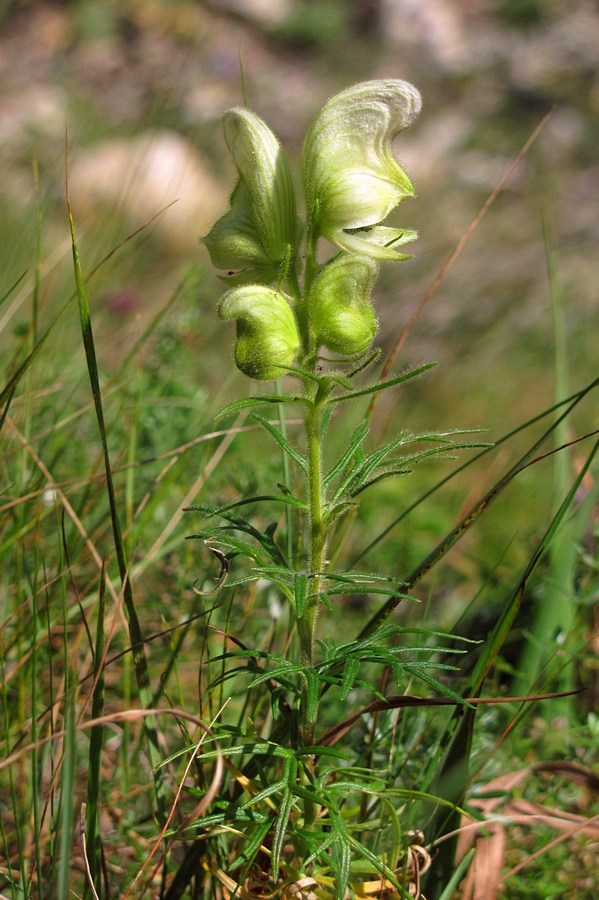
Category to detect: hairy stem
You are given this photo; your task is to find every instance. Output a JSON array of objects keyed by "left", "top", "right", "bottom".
[{"left": 299, "top": 384, "right": 329, "bottom": 748}]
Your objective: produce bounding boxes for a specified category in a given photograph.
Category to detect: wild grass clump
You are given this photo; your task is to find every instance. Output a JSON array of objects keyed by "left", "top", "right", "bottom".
[{"left": 1, "top": 82, "right": 597, "bottom": 899}]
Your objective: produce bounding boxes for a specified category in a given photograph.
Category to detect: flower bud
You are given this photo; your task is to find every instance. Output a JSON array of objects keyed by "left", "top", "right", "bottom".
[
  {"left": 203, "top": 109, "right": 298, "bottom": 283},
  {"left": 309, "top": 255, "right": 378, "bottom": 355},
  {"left": 218, "top": 285, "right": 300, "bottom": 380},
  {"left": 302, "top": 80, "right": 421, "bottom": 260}
]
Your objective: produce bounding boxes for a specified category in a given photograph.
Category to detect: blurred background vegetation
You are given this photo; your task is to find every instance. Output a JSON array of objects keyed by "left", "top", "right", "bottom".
[
  {"left": 2, "top": 0, "right": 597, "bottom": 601},
  {"left": 1, "top": 1, "right": 597, "bottom": 895}
]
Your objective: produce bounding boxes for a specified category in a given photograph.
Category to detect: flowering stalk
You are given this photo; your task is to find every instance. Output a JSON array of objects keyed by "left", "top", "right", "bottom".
[
  {"left": 203, "top": 80, "right": 422, "bottom": 752},
  {"left": 299, "top": 381, "right": 329, "bottom": 741}
]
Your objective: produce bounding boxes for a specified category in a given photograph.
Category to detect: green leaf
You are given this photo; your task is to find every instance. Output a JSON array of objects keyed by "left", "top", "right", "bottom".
[
  {"left": 324, "top": 420, "right": 369, "bottom": 485},
  {"left": 294, "top": 746, "right": 349, "bottom": 760},
  {"left": 178, "top": 806, "right": 270, "bottom": 834},
  {"left": 327, "top": 777, "right": 387, "bottom": 795},
  {"left": 302, "top": 830, "right": 336, "bottom": 868},
  {"left": 157, "top": 732, "right": 290, "bottom": 772},
  {"left": 346, "top": 346, "right": 382, "bottom": 378},
  {"left": 326, "top": 362, "right": 436, "bottom": 404},
  {"left": 344, "top": 429, "right": 411, "bottom": 484},
  {"left": 190, "top": 509, "right": 289, "bottom": 568},
  {"left": 264, "top": 521, "right": 289, "bottom": 567},
  {"left": 209, "top": 664, "right": 275, "bottom": 692},
  {"left": 305, "top": 667, "right": 321, "bottom": 725},
  {"left": 324, "top": 499, "right": 358, "bottom": 528},
  {"left": 247, "top": 663, "right": 304, "bottom": 689},
  {"left": 321, "top": 585, "right": 413, "bottom": 599},
  {"left": 332, "top": 831, "right": 351, "bottom": 899},
  {"left": 216, "top": 394, "right": 306, "bottom": 420},
  {"left": 341, "top": 656, "right": 360, "bottom": 700},
  {"left": 210, "top": 493, "right": 309, "bottom": 515},
  {"left": 194, "top": 741, "right": 293, "bottom": 763},
  {"left": 347, "top": 465, "right": 411, "bottom": 496},
  {"left": 324, "top": 572, "right": 409, "bottom": 587},
  {"left": 252, "top": 413, "right": 309, "bottom": 472},
  {"left": 316, "top": 672, "right": 388, "bottom": 701},
  {"left": 330, "top": 431, "right": 412, "bottom": 499},
  {"left": 228, "top": 820, "right": 273, "bottom": 873},
  {"left": 403, "top": 664, "right": 473, "bottom": 707},
  {"left": 289, "top": 781, "right": 325, "bottom": 806},
  {"left": 271, "top": 758, "right": 297, "bottom": 880},
  {"left": 338, "top": 433, "right": 489, "bottom": 498},
  {"left": 346, "top": 833, "right": 400, "bottom": 891},
  {"left": 185, "top": 532, "right": 270, "bottom": 567},
  {"left": 251, "top": 564, "right": 295, "bottom": 582},
  {"left": 240, "top": 778, "right": 286, "bottom": 810}
]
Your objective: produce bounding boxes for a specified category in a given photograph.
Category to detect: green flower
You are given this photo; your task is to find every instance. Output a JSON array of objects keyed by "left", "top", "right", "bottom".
[
  {"left": 309, "top": 255, "right": 378, "bottom": 355},
  {"left": 203, "top": 108, "right": 298, "bottom": 284},
  {"left": 302, "top": 80, "right": 421, "bottom": 260},
  {"left": 218, "top": 285, "right": 300, "bottom": 380}
]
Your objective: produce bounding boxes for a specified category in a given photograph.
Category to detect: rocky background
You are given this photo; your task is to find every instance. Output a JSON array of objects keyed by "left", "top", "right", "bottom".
[{"left": 1, "top": 0, "right": 597, "bottom": 428}]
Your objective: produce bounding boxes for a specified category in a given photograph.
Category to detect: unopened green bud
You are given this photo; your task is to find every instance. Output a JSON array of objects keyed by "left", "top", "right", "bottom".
[
  {"left": 302, "top": 80, "right": 421, "bottom": 260},
  {"left": 219, "top": 285, "right": 300, "bottom": 380},
  {"left": 203, "top": 109, "right": 298, "bottom": 283},
  {"left": 309, "top": 255, "right": 378, "bottom": 355}
]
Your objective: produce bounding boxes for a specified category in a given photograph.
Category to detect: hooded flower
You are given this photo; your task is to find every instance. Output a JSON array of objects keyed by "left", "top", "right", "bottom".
[
  {"left": 203, "top": 108, "right": 298, "bottom": 284},
  {"left": 218, "top": 285, "right": 300, "bottom": 380},
  {"left": 309, "top": 255, "right": 378, "bottom": 355},
  {"left": 302, "top": 80, "right": 421, "bottom": 260}
]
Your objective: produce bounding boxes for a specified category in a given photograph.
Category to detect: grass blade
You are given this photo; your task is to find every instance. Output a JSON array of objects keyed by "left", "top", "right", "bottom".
[
  {"left": 351, "top": 375, "right": 599, "bottom": 569},
  {"left": 356, "top": 377, "right": 599, "bottom": 641},
  {"left": 425, "top": 434, "right": 599, "bottom": 897},
  {"left": 516, "top": 224, "right": 578, "bottom": 704},
  {"left": 324, "top": 420, "right": 369, "bottom": 486},
  {"left": 85, "top": 565, "right": 107, "bottom": 895},
  {"left": 271, "top": 759, "right": 296, "bottom": 880},
  {"left": 66, "top": 170, "right": 168, "bottom": 820},
  {"left": 57, "top": 675, "right": 76, "bottom": 900}
]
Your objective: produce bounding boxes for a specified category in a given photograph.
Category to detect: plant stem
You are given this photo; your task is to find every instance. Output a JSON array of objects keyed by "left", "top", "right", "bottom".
[{"left": 299, "top": 384, "right": 328, "bottom": 747}]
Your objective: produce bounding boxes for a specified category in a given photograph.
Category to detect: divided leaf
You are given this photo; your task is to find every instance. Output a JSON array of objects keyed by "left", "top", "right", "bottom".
[{"left": 251, "top": 412, "right": 309, "bottom": 472}]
